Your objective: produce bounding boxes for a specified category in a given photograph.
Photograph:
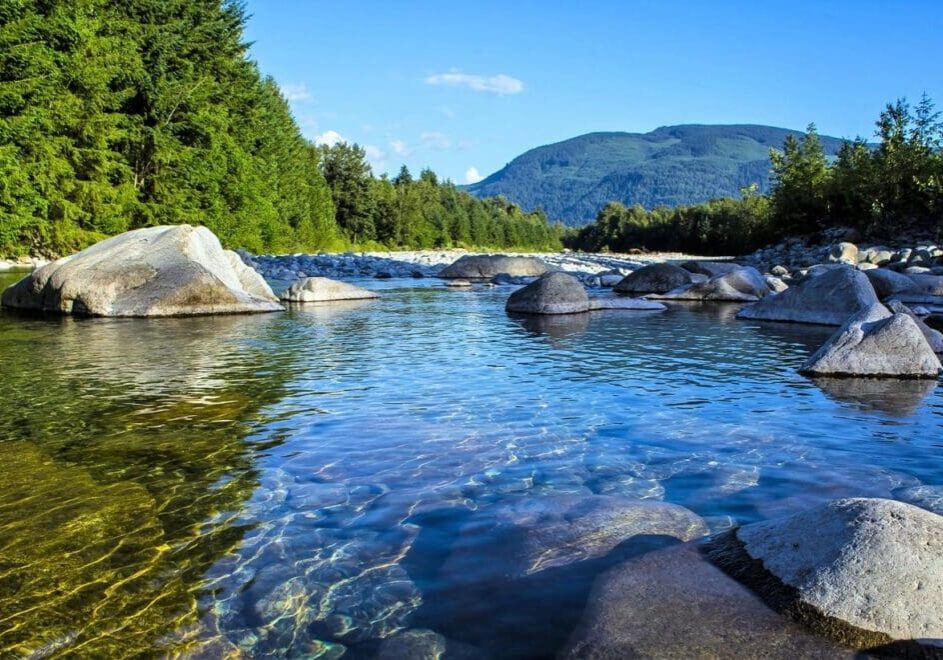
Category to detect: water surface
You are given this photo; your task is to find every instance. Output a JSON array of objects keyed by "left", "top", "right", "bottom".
[{"left": 0, "top": 272, "right": 941, "bottom": 657}]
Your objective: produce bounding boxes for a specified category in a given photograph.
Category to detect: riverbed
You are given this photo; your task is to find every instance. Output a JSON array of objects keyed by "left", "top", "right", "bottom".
[{"left": 0, "top": 270, "right": 941, "bottom": 657}]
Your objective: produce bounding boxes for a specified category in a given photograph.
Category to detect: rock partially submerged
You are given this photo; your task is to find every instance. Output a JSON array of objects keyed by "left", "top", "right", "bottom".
[
  {"left": 564, "top": 543, "right": 851, "bottom": 659},
  {"left": 651, "top": 266, "right": 770, "bottom": 302},
  {"left": 707, "top": 498, "right": 943, "bottom": 649},
  {"left": 279, "top": 277, "right": 378, "bottom": 303},
  {"left": 799, "top": 303, "right": 942, "bottom": 378},
  {"left": 587, "top": 296, "right": 667, "bottom": 311},
  {"left": 1, "top": 225, "right": 282, "bottom": 317},
  {"left": 506, "top": 272, "right": 589, "bottom": 314},
  {"left": 613, "top": 263, "right": 693, "bottom": 295},
  {"left": 439, "top": 254, "right": 550, "bottom": 279},
  {"left": 737, "top": 266, "right": 878, "bottom": 325}
]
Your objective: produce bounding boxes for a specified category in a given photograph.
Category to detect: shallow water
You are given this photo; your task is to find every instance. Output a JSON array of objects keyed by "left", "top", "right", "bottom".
[{"left": 0, "top": 272, "right": 941, "bottom": 657}]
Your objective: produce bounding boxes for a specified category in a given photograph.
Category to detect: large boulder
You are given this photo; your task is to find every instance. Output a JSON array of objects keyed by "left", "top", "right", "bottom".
[
  {"left": 1, "top": 225, "right": 282, "bottom": 317},
  {"left": 799, "top": 303, "right": 942, "bottom": 378},
  {"left": 707, "top": 498, "right": 943, "bottom": 649},
  {"left": 439, "top": 254, "right": 550, "bottom": 279},
  {"left": 563, "top": 544, "right": 851, "bottom": 659},
  {"left": 279, "top": 277, "right": 378, "bottom": 303},
  {"left": 736, "top": 266, "right": 879, "bottom": 325},
  {"left": 680, "top": 260, "right": 742, "bottom": 277},
  {"left": 864, "top": 268, "right": 919, "bottom": 299},
  {"left": 506, "top": 272, "right": 589, "bottom": 315},
  {"left": 651, "top": 267, "right": 770, "bottom": 302},
  {"left": 613, "top": 263, "right": 693, "bottom": 295}
]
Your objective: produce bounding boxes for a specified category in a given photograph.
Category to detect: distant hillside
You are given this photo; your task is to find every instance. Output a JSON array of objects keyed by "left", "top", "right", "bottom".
[{"left": 465, "top": 125, "right": 848, "bottom": 226}]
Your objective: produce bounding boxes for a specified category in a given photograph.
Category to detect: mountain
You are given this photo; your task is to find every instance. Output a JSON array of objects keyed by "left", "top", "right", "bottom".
[{"left": 465, "top": 125, "right": 849, "bottom": 226}]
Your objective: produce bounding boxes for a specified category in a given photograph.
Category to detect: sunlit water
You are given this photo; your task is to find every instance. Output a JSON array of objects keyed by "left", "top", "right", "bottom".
[{"left": 1, "top": 271, "right": 941, "bottom": 658}]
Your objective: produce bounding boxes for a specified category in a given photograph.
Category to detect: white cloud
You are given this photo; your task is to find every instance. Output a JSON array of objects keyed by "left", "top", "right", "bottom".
[
  {"left": 389, "top": 139, "right": 411, "bottom": 157},
  {"left": 314, "top": 130, "right": 346, "bottom": 147},
  {"left": 363, "top": 144, "right": 385, "bottom": 161},
  {"left": 464, "top": 167, "right": 484, "bottom": 184},
  {"left": 420, "top": 131, "right": 452, "bottom": 150},
  {"left": 424, "top": 70, "right": 524, "bottom": 96},
  {"left": 281, "top": 82, "right": 313, "bottom": 103}
]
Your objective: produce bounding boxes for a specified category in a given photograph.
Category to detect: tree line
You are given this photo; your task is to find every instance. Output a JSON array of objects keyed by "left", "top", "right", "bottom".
[
  {"left": 566, "top": 96, "right": 943, "bottom": 255},
  {"left": 0, "top": 0, "right": 562, "bottom": 258}
]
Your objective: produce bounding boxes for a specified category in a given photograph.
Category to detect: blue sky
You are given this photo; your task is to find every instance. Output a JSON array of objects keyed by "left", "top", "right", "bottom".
[{"left": 244, "top": 1, "right": 943, "bottom": 183}]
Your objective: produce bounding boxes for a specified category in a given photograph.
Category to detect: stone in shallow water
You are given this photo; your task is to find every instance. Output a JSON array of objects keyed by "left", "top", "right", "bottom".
[
  {"left": 737, "top": 266, "right": 878, "bottom": 326},
  {"left": 613, "top": 262, "right": 693, "bottom": 295},
  {"left": 799, "top": 303, "right": 942, "bottom": 378},
  {"left": 376, "top": 628, "right": 487, "bottom": 659},
  {"left": 587, "top": 296, "right": 666, "bottom": 311},
  {"left": 1, "top": 225, "right": 282, "bottom": 316},
  {"left": 709, "top": 498, "right": 943, "bottom": 649},
  {"left": 439, "top": 254, "right": 550, "bottom": 279},
  {"left": 650, "top": 266, "right": 770, "bottom": 302},
  {"left": 506, "top": 272, "right": 589, "bottom": 315},
  {"left": 563, "top": 543, "right": 850, "bottom": 658},
  {"left": 279, "top": 277, "right": 379, "bottom": 302}
]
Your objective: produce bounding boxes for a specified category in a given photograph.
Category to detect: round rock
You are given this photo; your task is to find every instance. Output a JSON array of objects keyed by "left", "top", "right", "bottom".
[
  {"left": 439, "top": 254, "right": 550, "bottom": 279},
  {"left": 506, "top": 272, "right": 589, "bottom": 315},
  {"left": 279, "top": 277, "right": 379, "bottom": 303},
  {"left": 614, "top": 263, "right": 694, "bottom": 295}
]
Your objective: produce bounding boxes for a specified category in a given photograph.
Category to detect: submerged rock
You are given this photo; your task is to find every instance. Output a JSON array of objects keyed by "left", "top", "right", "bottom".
[
  {"left": 651, "top": 267, "right": 770, "bottom": 302},
  {"left": 707, "top": 498, "right": 943, "bottom": 649},
  {"left": 613, "top": 263, "right": 693, "bottom": 295},
  {"left": 279, "top": 277, "right": 379, "bottom": 303},
  {"left": 439, "top": 254, "right": 550, "bottom": 279},
  {"left": 564, "top": 543, "right": 850, "bottom": 659},
  {"left": 587, "top": 296, "right": 667, "bottom": 311},
  {"left": 506, "top": 272, "right": 589, "bottom": 315},
  {"left": 1, "top": 225, "right": 282, "bottom": 316},
  {"left": 736, "top": 266, "right": 878, "bottom": 325},
  {"left": 799, "top": 303, "right": 942, "bottom": 378}
]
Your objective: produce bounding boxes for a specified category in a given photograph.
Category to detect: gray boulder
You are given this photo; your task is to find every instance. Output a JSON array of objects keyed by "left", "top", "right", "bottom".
[
  {"left": 564, "top": 543, "right": 851, "bottom": 659},
  {"left": 651, "top": 267, "right": 770, "bottom": 302},
  {"left": 680, "top": 260, "right": 742, "bottom": 277},
  {"left": 737, "top": 266, "right": 879, "bottom": 325},
  {"left": 1, "top": 225, "right": 282, "bottom": 317},
  {"left": 885, "top": 300, "right": 943, "bottom": 353},
  {"left": 864, "top": 268, "right": 919, "bottom": 299},
  {"left": 439, "top": 254, "right": 550, "bottom": 279},
  {"left": 799, "top": 303, "right": 942, "bottom": 378},
  {"left": 613, "top": 263, "right": 693, "bottom": 295},
  {"left": 506, "top": 272, "right": 589, "bottom": 315},
  {"left": 709, "top": 498, "right": 943, "bottom": 648},
  {"left": 279, "top": 277, "right": 378, "bottom": 303}
]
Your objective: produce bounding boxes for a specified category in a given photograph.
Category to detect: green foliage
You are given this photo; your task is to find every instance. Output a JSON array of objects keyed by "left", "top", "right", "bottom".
[
  {"left": 318, "top": 150, "right": 564, "bottom": 251},
  {"left": 567, "top": 97, "right": 943, "bottom": 255},
  {"left": 467, "top": 125, "right": 847, "bottom": 226}
]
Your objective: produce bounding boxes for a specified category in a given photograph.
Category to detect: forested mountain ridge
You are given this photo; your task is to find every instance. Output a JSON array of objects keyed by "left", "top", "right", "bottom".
[{"left": 466, "top": 125, "right": 848, "bottom": 226}]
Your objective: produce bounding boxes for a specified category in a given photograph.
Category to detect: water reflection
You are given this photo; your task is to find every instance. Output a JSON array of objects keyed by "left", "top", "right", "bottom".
[
  {"left": 810, "top": 377, "right": 939, "bottom": 416},
  {"left": 509, "top": 312, "right": 589, "bottom": 343}
]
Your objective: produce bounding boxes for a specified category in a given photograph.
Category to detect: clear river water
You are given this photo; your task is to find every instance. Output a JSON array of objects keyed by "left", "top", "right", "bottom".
[{"left": 0, "top": 271, "right": 941, "bottom": 658}]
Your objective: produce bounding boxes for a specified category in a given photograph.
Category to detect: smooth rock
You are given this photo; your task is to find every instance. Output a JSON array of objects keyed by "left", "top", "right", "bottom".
[
  {"left": 680, "top": 260, "right": 742, "bottom": 277},
  {"left": 598, "top": 273, "right": 624, "bottom": 287},
  {"left": 651, "top": 267, "right": 770, "bottom": 302},
  {"left": 445, "top": 279, "right": 473, "bottom": 288},
  {"left": 587, "top": 296, "right": 667, "bottom": 311},
  {"left": 710, "top": 498, "right": 943, "bottom": 648},
  {"left": 737, "top": 266, "right": 879, "bottom": 326},
  {"left": 771, "top": 265, "right": 790, "bottom": 277},
  {"left": 885, "top": 300, "right": 943, "bottom": 353},
  {"left": 613, "top": 263, "right": 693, "bottom": 295},
  {"left": 765, "top": 275, "right": 789, "bottom": 293},
  {"left": 864, "top": 268, "right": 918, "bottom": 299},
  {"left": 1, "top": 225, "right": 282, "bottom": 317},
  {"left": 439, "top": 254, "right": 550, "bottom": 279},
  {"left": 279, "top": 277, "right": 378, "bottom": 303},
  {"left": 828, "top": 242, "right": 859, "bottom": 264},
  {"left": 860, "top": 246, "right": 894, "bottom": 266},
  {"left": 800, "top": 303, "right": 942, "bottom": 378},
  {"left": 563, "top": 543, "right": 851, "bottom": 659},
  {"left": 506, "top": 272, "right": 589, "bottom": 315}
]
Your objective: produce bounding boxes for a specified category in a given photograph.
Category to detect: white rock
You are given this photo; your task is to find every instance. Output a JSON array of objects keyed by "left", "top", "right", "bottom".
[
  {"left": 279, "top": 277, "right": 379, "bottom": 303},
  {"left": 1, "top": 225, "right": 282, "bottom": 317}
]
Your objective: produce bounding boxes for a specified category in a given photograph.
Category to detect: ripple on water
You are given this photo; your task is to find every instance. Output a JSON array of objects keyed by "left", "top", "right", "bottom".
[{"left": 0, "top": 276, "right": 942, "bottom": 657}]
